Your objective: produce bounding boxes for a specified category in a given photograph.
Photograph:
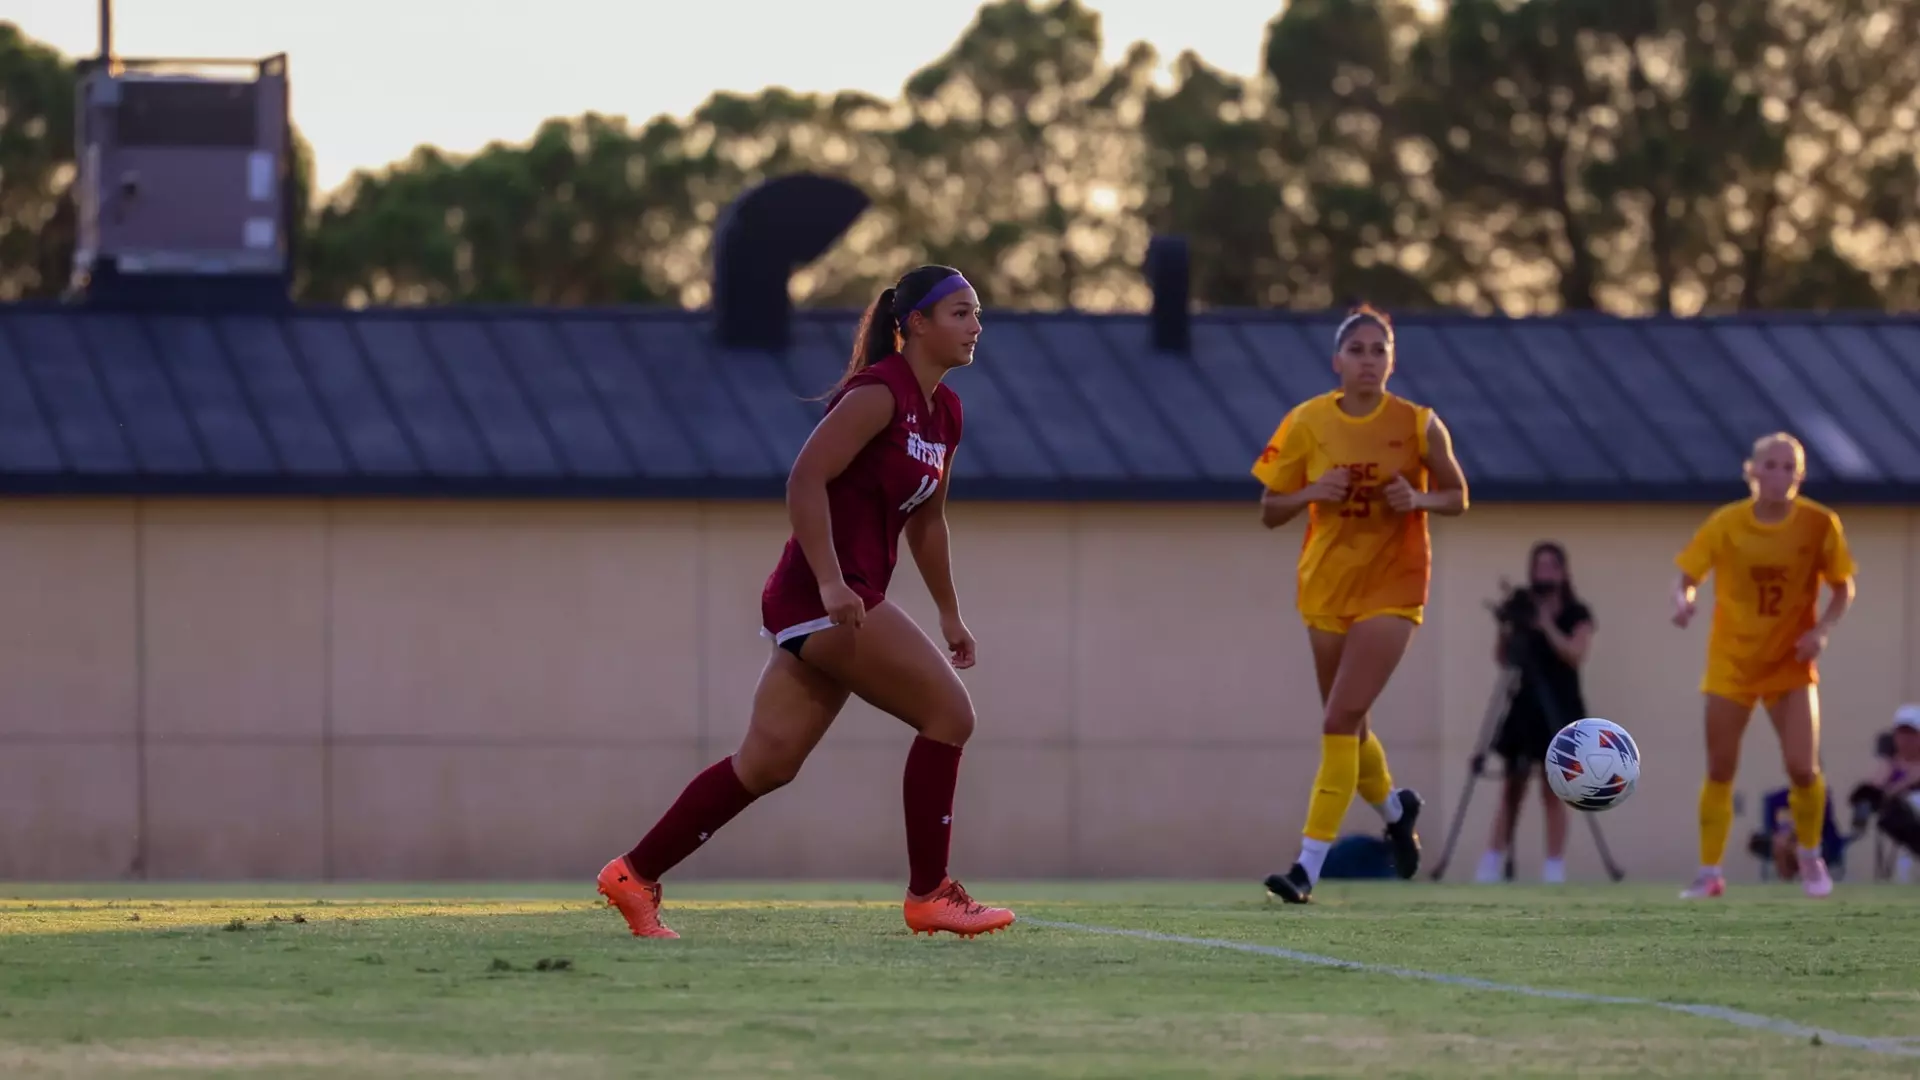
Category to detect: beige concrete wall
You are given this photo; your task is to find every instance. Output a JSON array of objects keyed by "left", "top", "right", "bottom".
[{"left": 0, "top": 498, "right": 1913, "bottom": 884}]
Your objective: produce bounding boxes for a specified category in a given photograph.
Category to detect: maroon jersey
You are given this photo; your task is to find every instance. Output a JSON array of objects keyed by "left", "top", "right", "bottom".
[{"left": 761, "top": 354, "right": 964, "bottom": 642}]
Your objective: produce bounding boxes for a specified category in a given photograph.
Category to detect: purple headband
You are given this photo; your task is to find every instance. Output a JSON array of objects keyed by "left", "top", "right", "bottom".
[{"left": 902, "top": 274, "right": 972, "bottom": 319}]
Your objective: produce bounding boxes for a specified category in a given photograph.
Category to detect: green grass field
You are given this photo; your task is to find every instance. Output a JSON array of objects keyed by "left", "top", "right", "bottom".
[{"left": 2, "top": 880, "right": 1917, "bottom": 1078}]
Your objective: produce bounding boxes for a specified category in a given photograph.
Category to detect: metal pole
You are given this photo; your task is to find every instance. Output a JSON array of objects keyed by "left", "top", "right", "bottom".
[
  {"left": 1429, "top": 666, "right": 1521, "bottom": 881},
  {"left": 98, "top": 0, "right": 112, "bottom": 62}
]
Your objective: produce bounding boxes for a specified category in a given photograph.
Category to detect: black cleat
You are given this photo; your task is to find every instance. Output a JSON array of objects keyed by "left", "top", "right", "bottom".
[
  {"left": 1264, "top": 863, "right": 1314, "bottom": 904},
  {"left": 1385, "top": 788, "right": 1423, "bottom": 880}
]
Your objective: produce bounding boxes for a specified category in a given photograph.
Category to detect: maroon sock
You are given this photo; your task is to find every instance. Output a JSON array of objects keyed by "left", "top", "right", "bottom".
[
  {"left": 903, "top": 735, "right": 964, "bottom": 896},
  {"left": 625, "top": 757, "right": 757, "bottom": 880}
]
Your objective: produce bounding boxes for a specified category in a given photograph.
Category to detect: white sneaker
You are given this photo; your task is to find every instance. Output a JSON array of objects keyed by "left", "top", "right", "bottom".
[
  {"left": 1680, "top": 870, "right": 1725, "bottom": 899},
  {"left": 1798, "top": 850, "right": 1833, "bottom": 898},
  {"left": 1474, "top": 850, "right": 1504, "bottom": 884}
]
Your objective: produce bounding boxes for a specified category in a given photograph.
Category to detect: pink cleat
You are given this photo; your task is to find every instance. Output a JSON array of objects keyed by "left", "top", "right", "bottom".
[
  {"left": 1679, "top": 870, "right": 1725, "bottom": 900},
  {"left": 1798, "top": 851, "right": 1834, "bottom": 898}
]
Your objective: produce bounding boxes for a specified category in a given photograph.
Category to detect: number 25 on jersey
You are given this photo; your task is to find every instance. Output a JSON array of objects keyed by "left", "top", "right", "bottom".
[{"left": 1336, "top": 463, "right": 1380, "bottom": 520}]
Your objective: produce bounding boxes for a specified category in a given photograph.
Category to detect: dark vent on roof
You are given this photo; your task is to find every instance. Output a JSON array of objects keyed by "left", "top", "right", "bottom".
[{"left": 712, "top": 174, "right": 869, "bottom": 351}]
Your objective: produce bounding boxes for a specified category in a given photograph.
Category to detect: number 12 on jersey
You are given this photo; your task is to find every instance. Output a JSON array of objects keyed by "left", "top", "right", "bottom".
[{"left": 899, "top": 474, "right": 939, "bottom": 513}]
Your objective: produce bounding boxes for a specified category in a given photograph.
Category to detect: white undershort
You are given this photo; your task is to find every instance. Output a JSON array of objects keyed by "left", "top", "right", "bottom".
[{"left": 760, "top": 615, "right": 836, "bottom": 645}]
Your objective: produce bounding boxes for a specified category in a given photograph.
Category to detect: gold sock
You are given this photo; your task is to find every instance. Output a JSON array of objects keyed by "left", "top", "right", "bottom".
[
  {"left": 1698, "top": 778, "right": 1735, "bottom": 867},
  {"left": 1356, "top": 729, "right": 1393, "bottom": 807},
  {"left": 1789, "top": 774, "right": 1828, "bottom": 852},
  {"left": 1304, "top": 734, "right": 1361, "bottom": 842}
]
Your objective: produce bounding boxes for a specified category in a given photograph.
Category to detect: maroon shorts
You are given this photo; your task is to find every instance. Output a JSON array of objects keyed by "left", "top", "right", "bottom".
[{"left": 760, "top": 577, "right": 884, "bottom": 648}]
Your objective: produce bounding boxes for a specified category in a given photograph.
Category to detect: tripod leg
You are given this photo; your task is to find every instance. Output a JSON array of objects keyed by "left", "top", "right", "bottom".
[
  {"left": 1501, "top": 768, "right": 1524, "bottom": 882},
  {"left": 1517, "top": 659, "right": 1628, "bottom": 883},
  {"left": 1430, "top": 668, "right": 1522, "bottom": 881},
  {"left": 1585, "top": 811, "right": 1625, "bottom": 881},
  {"left": 1430, "top": 772, "right": 1482, "bottom": 882}
]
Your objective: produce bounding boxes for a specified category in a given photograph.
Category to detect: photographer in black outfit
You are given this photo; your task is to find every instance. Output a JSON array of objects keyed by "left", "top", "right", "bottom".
[
  {"left": 1850, "top": 706, "right": 1920, "bottom": 868},
  {"left": 1476, "top": 542, "right": 1595, "bottom": 884}
]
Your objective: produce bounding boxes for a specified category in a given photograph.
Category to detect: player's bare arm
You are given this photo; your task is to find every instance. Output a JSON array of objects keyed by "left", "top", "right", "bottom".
[
  {"left": 1672, "top": 573, "right": 1700, "bottom": 627},
  {"left": 788, "top": 384, "right": 895, "bottom": 626},
  {"left": 1396, "top": 413, "right": 1466, "bottom": 515},
  {"left": 1260, "top": 470, "right": 1349, "bottom": 529},
  {"left": 905, "top": 449, "right": 976, "bottom": 668},
  {"left": 1798, "top": 574, "right": 1855, "bottom": 661}
]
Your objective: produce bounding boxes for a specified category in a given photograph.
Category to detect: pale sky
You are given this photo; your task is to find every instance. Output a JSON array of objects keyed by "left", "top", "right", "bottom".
[{"left": 4, "top": 0, "right": 1286, "bottom": 195}]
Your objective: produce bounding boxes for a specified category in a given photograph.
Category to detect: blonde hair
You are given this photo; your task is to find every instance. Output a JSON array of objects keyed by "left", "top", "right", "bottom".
[{"left": 1744, "top": 431, "right": 1806, "bottom": 497}]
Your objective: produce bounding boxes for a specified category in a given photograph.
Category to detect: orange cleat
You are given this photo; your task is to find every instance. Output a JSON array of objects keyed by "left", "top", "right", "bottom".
[
  {"left": 903, "top": 878, "right": 1016, "bottom": 938},
  {"left": 597, "top": 856, "right": 679, "bottom": 939}
]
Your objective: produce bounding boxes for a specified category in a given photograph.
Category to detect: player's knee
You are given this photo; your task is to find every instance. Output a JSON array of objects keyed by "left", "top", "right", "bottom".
[
  {"left": 733, "top": 738, "right": 810, "bottom": 794},
  {"left": 1786, "top": 764, "right": 1820, "bottom": 788},
  {"left": 919, "top": 700, "right": 976, "bottom": 746},
  {"left": 1321, "top": 702, "right": 1367, "bottom": 734}
]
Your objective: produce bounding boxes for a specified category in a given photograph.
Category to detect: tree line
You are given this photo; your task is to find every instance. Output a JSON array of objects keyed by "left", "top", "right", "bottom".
[{"left": 3, "top": 0, "right": 1916, "bottom": 315}]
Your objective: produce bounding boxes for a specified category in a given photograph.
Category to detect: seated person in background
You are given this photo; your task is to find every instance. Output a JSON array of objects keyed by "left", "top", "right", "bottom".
[
  {"left": 1750, "top": 783, "right": 1846, "bottom": 881},
  {"left": 1850, "top": 706, "right": 1920, "bottom": 860}
]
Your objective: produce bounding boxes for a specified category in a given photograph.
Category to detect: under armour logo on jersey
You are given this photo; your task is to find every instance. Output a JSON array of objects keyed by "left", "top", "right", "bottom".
[
  {"left": 697, "top": 832, "right": 710, "bottom": 843},
  {"left": 906, "top": 412, "right": 917, "bottom": 426},
  {"left": 941, "top": 815, "right": 952, "bottom": 826}
]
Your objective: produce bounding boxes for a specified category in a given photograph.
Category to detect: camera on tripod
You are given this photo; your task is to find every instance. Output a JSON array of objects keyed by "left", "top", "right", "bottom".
[
  {"left": 1489, "top": 578, "right": 1545, "bottom": 631},
  {"left": 1486, "top": 578, "right": 1548, "bottom": 667},
  {"left": 1430, "top": 574, "right": 1626, "bottom": 883}
]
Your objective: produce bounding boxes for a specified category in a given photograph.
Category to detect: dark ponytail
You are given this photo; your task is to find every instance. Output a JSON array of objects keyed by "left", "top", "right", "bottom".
[
  {"left": 824, "top": 265, "right": 965, "bottom": 397},
  {"left": 841, "top": 287, "right": 899, "bottom": 388}
]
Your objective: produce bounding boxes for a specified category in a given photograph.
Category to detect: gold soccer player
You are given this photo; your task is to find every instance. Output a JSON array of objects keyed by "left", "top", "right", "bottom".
[
  {"left": 1673, "top": 432, "right": 1856, "bottom": 900},
  {"left": 1251, "top": 305, "right": 1470, "bottom": 903}
]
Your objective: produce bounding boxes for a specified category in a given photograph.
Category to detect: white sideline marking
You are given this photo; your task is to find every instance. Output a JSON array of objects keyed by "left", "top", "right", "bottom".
[{"left": 1027, "top": 920, "right": 1920, "bottom": 1058}]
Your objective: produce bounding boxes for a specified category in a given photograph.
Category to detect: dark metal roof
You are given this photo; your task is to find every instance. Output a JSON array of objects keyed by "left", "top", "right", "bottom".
[{"left": 1, "top": 303, "right": 1917, "bottom": 503}]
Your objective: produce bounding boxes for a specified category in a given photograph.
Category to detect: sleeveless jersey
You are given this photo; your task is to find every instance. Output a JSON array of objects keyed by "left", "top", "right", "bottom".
[
  {"left": 1250, "top": 390, "right": 1434, "bottom": 619},
  {"left": 761, "top": 354, "right": 963, "bottom": 638},
  {"left": 1674, "top": 497, "right": 1855, "bottom": 687}
]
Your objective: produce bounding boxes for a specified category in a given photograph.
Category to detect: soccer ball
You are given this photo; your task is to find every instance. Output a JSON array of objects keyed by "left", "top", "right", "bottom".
[{"left": 1545, "top": 718, "right": 1641, "bottom": 812}]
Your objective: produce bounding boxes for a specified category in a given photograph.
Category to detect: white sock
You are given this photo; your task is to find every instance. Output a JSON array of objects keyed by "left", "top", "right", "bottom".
[
  {"left": 1298, "top": 838, "right": 1332, "bottom": 883},
  {"left": 1700, "top": 864, "right": 1723, "bottom": 879},
  {"left": 1475, "top": 849, "right": 1505, "bottom": 883},
  {"left": 1798, "top": 846, "right": 1821, "bottom": 865},
  {"left": 1542, "top": 856, "right": 1566, "bottom": 884},
  {"left": 1373, "top": 790, "right": 1403, "bottom": 825}
]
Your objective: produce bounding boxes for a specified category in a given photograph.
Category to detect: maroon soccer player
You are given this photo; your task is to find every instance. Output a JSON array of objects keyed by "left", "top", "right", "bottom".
[{"left": 598, "top": 265, "right": 1016, "bottom": 940}]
